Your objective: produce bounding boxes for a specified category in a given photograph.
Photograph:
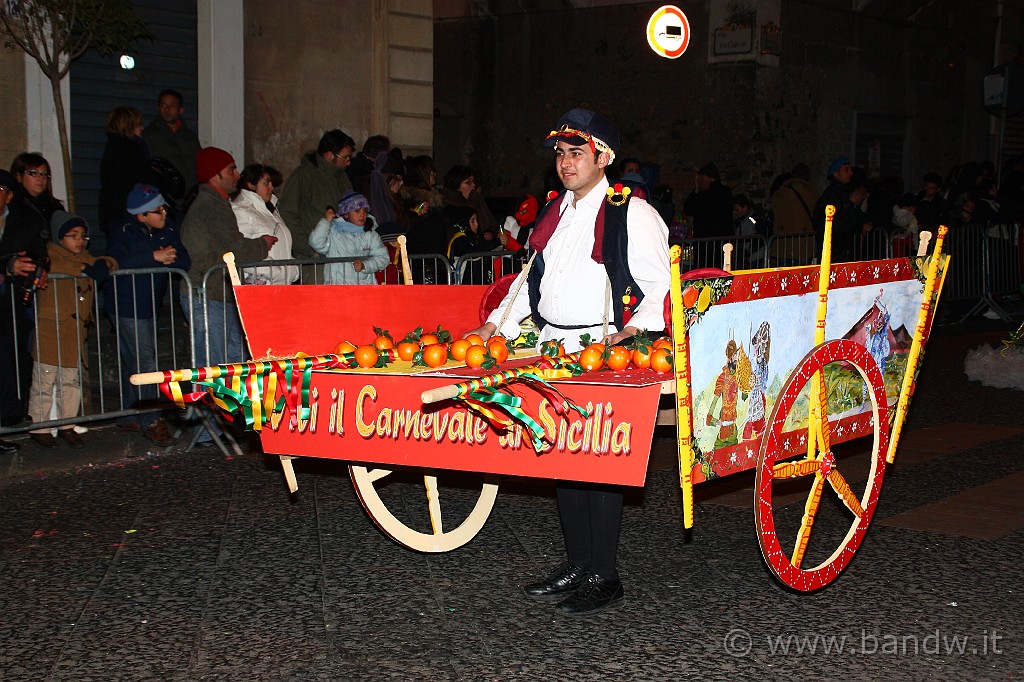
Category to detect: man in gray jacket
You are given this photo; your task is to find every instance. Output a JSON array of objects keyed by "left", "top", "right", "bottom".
[{"left": 180, "top": 147, "right": 275, "bottom": 367}]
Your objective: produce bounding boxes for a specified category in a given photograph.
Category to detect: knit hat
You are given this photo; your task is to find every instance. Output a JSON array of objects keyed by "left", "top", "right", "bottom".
[
  {"left": 827, "top": 156, "right": 851, "bottom": 178},
  {"left": 51, "top": 210, "right": 88, "bottom": 241},
  {"left": 196, "top": 146, "right": 235, "bottom": 184},
  {"left": 544, "top": 108, "right": 619, "bottom": 163},
  {"left": 337, "top": 191, "right": 370, "bottom": 215},
  {"left": 697, "top": 162, "right": 720, "bottom": 180},
  {"left": 126, "top": 183, "right": 166, "bottom": 215}
]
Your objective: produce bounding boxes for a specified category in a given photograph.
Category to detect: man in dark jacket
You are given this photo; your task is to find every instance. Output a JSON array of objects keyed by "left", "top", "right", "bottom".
[
  {"left": 142, "top": 89, "right": 202, "bottom": 198},
  {"left": 104, "top": 184, "right": 191, "bottom": 446},
  {"left": 683, "top": 162, "right": 734, "bottom": 240}
]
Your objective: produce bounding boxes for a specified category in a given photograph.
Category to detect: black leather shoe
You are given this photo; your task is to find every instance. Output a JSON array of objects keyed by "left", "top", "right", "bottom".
[
  {"left": 555, "top": 573, "right": 624, "bottom": 616},
  {"left": 30, "top": 433, "right": 59, "bottom": 449},
  {"left": 523, "top": 562, "right": 588, "bottom": 601},
  {"left": 0, "top": 438, "right": 20, "bottom": 453},
  {"left": 58, "top": 429, "right": 86, "bottom": 449}
]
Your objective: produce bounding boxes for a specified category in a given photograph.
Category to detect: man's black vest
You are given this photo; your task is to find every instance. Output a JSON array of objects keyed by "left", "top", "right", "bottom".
[{"left": 527, "top": 188, "right": 644, "bottom": 332}]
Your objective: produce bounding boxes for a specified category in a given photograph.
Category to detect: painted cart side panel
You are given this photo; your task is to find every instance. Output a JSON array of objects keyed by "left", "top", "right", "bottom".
[
  {"left": 258, "top": 372, "right": 662, "bottom": 486},
  {"left": 684, "top": 259, "right": 934, "bottom": 483},
  {"left": 234, "top": 284, "right": 492, "bottom": 359}
]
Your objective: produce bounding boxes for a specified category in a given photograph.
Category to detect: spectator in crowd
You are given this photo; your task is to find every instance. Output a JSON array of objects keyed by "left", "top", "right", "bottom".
[
  {"left": 368, "top": 148, "right": 407, "bottom": 238},
  {"left": 972, "top": 178, "right": 1002, "bottom": 224},
  {"left": 731, "top": 194, "right": 765, "bottom": 268},
  {"left": 10, "top": 152, "right": 64, "bottom": 242},
  {"left": 444, "top": 204, "right": 508, "bottom": 283},
  {"left": 683, "top": 162, "right": 733, "bottom": 238},
  {"left": 951, "top": 192, "right": 979, "bottom": 228},
  {"left": 813, "top": 157, "right": 873, "bottom": 262},
  {"left": 308, "top": 192, "right": 388, "bottom": 285},
  {"left": 104, "top": 184, "right": 189, "bottom": 448},
  {"left": 347, "top": 135, "right": 390, "bottom": 197},
  {"left": 892, "top": 192, "right": 921, "bottom": 254},
  {"left": 769, "top": 162, "right": 818, "bottom": 265},
  {"left": 27, "top": 212, "right": 116, "bottom": 449},
  {"left": 401, "top": 156, "right": 450, "bottom": 278},
  {"left": 278, "top": 129, "right": 356, "bottom": 260},
  {"left": 3, "top": 153, "right": 63, "bottom": 417},
  {"left": 232, "top": 164, "right": 299, "bottom": 286},
  {"left": 916, "top": 172, "right": 946, "bottom": 229},
  {"left": 180, "top": 147, "right": 273, "bottom": 369},
  {"left": 142, "top": 89, "right": 202, "bottom": 199},
  {"left": 501, "top": 194, "right": 539, "bottom": 246},
  {"left": 440, "top": 165, "right": 499, "bottom": 236},
  {"left": 0, "top": 168, "right": 47, "bottom": 448},
  {"left": 99, "top": 107, "right": 161, "bottom": 234}
]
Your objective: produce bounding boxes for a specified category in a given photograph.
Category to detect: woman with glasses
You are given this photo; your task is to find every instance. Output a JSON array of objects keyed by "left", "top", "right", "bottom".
[
  {"left": 99, "top": 107, "right": 162, "bottom": 235},
  {"left": 231, "top": 164, "right": 299, "bottom": 285},
  {"left": 9, "top": 152, "right": 65, "bottom": 242}
]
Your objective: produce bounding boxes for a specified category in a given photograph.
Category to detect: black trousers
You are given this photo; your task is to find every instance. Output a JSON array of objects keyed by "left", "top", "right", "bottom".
[{"left": 556, "top": 481, "right": 624, "bottom": 580}]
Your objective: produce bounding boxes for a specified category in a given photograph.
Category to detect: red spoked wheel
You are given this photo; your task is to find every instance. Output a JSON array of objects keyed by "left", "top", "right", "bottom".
[{"left": 755, "top": 339, "right": 890, "bottom": 592}]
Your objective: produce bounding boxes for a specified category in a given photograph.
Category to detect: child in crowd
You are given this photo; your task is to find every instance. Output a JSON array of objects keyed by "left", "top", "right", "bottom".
[
  {"left": 308, "top": 192, "right": 388, "bottom": 285},
  {"left": 28, "top": 212, "right": 117, "bottom": 449},
  {"left": 104, "top": 183, "right": 190, "bottom": 447},
  {"left": 892, "top": 193, "right": 921, "bottom": 252}
]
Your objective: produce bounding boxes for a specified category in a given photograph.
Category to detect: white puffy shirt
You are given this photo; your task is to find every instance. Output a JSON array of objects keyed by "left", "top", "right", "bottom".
[{"left": 487, "top": 176, "right": 670, "bottom": 352}]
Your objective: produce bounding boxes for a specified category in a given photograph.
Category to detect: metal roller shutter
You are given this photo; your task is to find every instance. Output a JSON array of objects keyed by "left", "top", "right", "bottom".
[{"left": 69, "top": 0, "right": 198, "bottom": 254}]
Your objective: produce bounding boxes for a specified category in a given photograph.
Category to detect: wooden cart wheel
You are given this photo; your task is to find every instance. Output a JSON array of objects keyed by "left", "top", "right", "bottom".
[
  {"left": 348, "top": 465, "right": 499, "bottom": 553},
  {"left": 755, "top": 339, "right": 890, "bottom": 591}
]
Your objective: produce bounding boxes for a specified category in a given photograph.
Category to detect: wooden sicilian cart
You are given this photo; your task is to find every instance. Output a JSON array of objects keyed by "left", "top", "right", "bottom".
[{"left": 134, "top": 218, "right": 950, "bottom": 592}]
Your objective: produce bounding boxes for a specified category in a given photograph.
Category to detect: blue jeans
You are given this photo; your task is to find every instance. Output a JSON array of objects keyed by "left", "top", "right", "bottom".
[
  {"left": 180, "top": 290, "right": 247, "bottom": 369},
  {"left": 112, "top": 314, "right": 159, "bottom": 428}
]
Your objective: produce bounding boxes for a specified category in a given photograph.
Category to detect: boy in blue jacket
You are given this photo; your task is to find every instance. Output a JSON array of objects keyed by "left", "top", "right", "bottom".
[{"left": 104, "top": 183, "right": 191, "bottom": 447}]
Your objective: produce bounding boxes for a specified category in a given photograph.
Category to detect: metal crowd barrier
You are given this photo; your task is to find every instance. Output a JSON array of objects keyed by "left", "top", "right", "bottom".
[
  {"left": 452, "top": 250, "right": 528, "bottom": 284},
  {"left": 677, "top": 235, "right": 769, "bottom": 270},
  {"left": 766, "top": 231, "right": 817, "bottom": 267},
  {"left": 0, "top": 268, "right": 194, "bottom": 436},
  {"left": 4, "top": 229, "right": 1017, "bottom": 439}
]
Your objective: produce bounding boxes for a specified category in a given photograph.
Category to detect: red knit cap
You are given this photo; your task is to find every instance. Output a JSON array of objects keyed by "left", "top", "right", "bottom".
[{"left": 196, "top": 146, "right": 235, "bottom": 184}]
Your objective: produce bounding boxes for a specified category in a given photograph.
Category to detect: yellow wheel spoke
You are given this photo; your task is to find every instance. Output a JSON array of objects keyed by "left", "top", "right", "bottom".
[
  {"left": 826, "top": 469, "right": 864, "bottom": 517},
  {"left": 792, "top": 473, "right": 825, "bottom": 569},
  {"left": 773, "top": 459, "right": 819, "bottom": 478}
]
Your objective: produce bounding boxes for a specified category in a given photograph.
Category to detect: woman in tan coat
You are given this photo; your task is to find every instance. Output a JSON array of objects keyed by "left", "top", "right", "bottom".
[{"left": 27, "top": 212, "right": 116, "bottom": 449}]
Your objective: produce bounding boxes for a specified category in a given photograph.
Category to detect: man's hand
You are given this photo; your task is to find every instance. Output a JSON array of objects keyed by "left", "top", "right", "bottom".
[
  {"left": 261, "top": 234, "right": 278, "bottom": 250},
  {"left": 463, "top": 322, "right": 497, "bottom": 342},
  {"left": 352, "top": 259, "right": 364, "bottom": 273},
  {"left": 153, "top": 246, "right": 177, "bottom": 264},
  {"left": 10, "top": 254, "right": 35, "bottom": 278},
  {"left": 602, "top": 326, "right": 639, "bottom": 347}
]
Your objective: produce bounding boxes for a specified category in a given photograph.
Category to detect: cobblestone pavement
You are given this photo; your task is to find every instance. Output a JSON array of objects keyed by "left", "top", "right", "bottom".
[{"left": 1, "top": 326, "right": 1022, "bottom": 680}]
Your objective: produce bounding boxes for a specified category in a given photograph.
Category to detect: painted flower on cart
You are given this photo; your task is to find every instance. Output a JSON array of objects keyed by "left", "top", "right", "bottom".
[{"left": 872, "top": 266, "right": 881, "bottom": 278}]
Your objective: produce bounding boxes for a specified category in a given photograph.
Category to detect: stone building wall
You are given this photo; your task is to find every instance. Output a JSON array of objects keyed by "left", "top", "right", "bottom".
[
  {"left": 434, "top": 0, "right": 995, "bottom": 206},
  {"left": 243, "top": 0, "right": 433, "bottom": 174}
]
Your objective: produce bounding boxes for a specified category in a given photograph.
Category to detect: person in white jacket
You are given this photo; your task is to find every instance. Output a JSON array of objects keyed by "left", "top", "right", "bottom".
[
  {"left": 308, "top": 192, "right": 389, "bottom": 285},
  {"left": 231, "top": 164, "right": 299, "bottom": 285}
]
